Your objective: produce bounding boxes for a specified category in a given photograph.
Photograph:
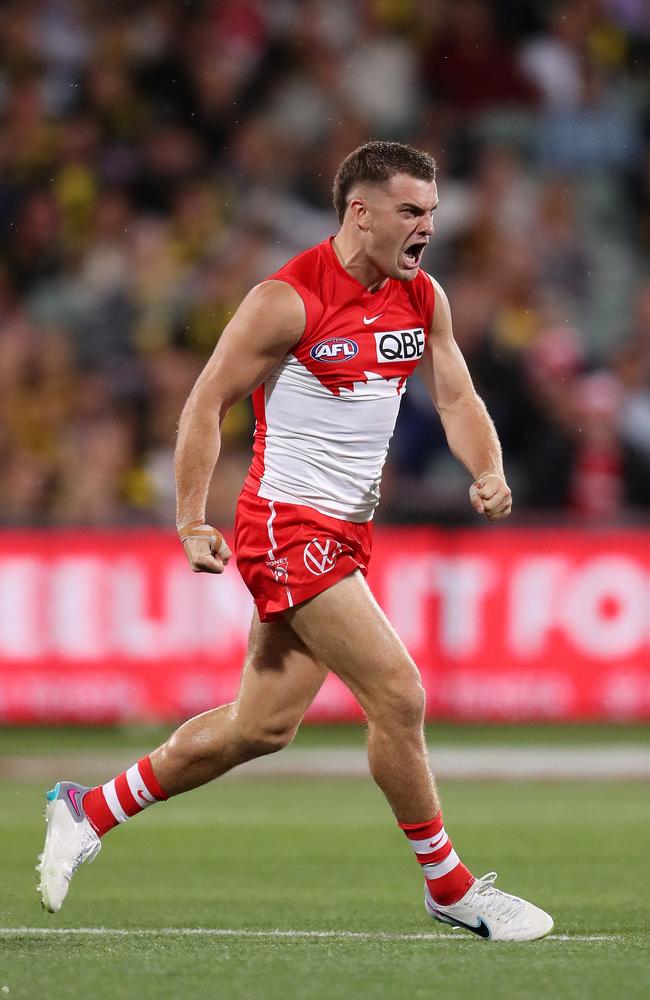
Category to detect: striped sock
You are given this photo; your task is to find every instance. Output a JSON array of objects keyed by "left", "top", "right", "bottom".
[
  {"left": 399, "top": 812, "right": 475, "bottom": 906},
  {"left": 82, "top": 756, "right": 168, "bottom": 837}
]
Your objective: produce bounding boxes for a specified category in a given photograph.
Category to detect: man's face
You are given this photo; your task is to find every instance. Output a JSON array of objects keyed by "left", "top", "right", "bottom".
[{"left": 352, "top": 174, "right": 438, "bottom": 281}]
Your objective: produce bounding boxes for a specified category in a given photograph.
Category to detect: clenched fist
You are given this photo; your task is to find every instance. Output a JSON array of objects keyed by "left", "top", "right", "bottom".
[
  {"left": 469, "top": 473, "right": 512, "bottom": 521},
  {"left": 177, "top": 519, "right": 233, "bottom": 574}
]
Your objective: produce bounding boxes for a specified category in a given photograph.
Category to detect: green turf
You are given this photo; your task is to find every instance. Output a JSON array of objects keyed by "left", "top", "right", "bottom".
[
  {"left": 1, "top": 720, "right": 648, "bottom": 757},
  {"left": 1, "top": 775, "right": 648, "bottom": 999}
]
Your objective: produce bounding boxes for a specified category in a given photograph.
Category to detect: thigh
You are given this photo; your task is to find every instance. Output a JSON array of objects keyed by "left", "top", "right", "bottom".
[
  {"left": 285, "top": 570, "right": 422, "bottom": 713},
  {"left": 235, "top": 609, "right": 328, "bottom": 731},
  {"left": 235, "top": 490, "right": 372, "bottom": 624}
]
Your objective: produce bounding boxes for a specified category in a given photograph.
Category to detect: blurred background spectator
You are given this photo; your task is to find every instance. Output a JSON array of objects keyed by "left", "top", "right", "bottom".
[{"left": 0, "top": 0, "right": 648, "bottom": 528}]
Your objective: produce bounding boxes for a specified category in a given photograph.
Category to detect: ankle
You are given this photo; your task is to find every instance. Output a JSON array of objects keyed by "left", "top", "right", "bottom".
[
  {"left": 426, "top": 869, "right": 475, "bottom": 906},
  {"left": 82, "top": 756, "right": 167, "bottom": 837},
  {"left": 399, "top": 812, "right": 475, "bottom": 907}
]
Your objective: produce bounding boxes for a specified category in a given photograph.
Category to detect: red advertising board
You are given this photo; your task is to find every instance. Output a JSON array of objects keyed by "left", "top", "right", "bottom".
[{"left": 0, "top": 528, "right": 649, "bottom": 722}]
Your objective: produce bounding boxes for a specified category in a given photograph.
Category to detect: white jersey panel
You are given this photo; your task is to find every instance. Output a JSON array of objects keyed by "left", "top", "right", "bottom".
[{"left": 257, "top": 355, "right": 405, "bottom": 521}]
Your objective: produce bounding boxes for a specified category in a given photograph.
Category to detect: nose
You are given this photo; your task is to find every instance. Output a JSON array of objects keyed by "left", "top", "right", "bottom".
[{"left": 420, "top": 214, "right": 434, "bottom": 237}]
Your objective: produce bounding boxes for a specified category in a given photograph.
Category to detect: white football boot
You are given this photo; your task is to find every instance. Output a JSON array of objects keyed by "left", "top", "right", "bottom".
[
  {"left": 36, "top": 781, "right": 101, "bottom": 913},
  {"left": 425, "top": 872, "right": 554, "bottom": 941}
]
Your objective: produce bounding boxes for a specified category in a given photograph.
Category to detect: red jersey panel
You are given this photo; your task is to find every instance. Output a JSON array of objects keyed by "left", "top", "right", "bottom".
[{"left": 243, "top": 237, "right": 436, "bottom": 521}]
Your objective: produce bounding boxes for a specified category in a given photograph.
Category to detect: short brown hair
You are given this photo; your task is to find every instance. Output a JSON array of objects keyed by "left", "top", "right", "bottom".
[{"left": 332, "top": 140, "right": 437, "bottom": 224}]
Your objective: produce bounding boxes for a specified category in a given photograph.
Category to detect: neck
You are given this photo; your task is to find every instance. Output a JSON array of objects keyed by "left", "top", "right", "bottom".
[{"left": 332, "top": 228, "right": 388, "bottom": 293}]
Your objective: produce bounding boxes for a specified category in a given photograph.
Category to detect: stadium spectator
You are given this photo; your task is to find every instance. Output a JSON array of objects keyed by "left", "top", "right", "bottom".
[{"left": 0, "top": 0, "right": 648, "bottom": 527}]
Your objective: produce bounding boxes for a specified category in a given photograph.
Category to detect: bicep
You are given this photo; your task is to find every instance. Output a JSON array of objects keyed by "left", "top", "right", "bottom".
[
  {"left": 190, "top": 280, "right": 306, "bottom": 411},
  {"left": 418, "top": 276, "right": 476, "bottom": 413}
]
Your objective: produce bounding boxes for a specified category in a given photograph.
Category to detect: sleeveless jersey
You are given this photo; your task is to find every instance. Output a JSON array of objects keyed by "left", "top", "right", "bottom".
[{"left": 243, "top": 237, "right": 436, "bottom": 522}]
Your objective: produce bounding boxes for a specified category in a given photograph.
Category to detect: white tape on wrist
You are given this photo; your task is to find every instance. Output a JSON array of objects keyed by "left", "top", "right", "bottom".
[{"left": 177, "top": 520, "right": 230, "bottom": 558}]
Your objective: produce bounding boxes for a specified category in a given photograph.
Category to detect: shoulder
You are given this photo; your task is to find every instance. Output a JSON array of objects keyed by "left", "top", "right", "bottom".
[
  {"left": 419, "top": 270, "right": 446, "bottom": 301},
  {"left": 230, "top": 280, "right": 307, "bottom": 346},
  {"left": 266, "top": 241, "right": 330, "bottom": 336},
  {"left": 270, "top": 241, "right": 328, "bottom": 288},
  {"left": 401, "top": 268, "right": 439, "bottom": 329},
  {"left": 420, "top": 271, "right": 451, "bottom": 331}
]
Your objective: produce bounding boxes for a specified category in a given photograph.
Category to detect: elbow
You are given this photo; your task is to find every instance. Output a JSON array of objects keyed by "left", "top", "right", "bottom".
[
  {"left": 197, "top": 382, "right": 235, "bottom": 421},
  {"left": 437, "top": 388, "right": 481, "bottom": 418},
  {"left": 179, "top": 385, "right": 227, "bottom": 428},
  {"left": 218, "top": 400, "right": 232, "bottom": 427}
]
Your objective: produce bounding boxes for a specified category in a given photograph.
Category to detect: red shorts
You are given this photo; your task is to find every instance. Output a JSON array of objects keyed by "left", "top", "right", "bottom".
[{"left": 234, "top": 489, "right": 373, "bottom": 622}]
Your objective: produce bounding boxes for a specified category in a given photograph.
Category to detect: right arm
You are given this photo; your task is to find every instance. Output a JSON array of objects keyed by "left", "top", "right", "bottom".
[
  {"left": 175, "top": 279, "right": 306, "bottom": 572},
  {"left": 416, "top": 275, "right": 511, "bottom": 520}
]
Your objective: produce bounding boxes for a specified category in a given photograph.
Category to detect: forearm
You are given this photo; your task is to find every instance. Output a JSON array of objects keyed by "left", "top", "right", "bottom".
[
  {"left": 440, "top": 392, "right": 504, "bottom": 481},
  {"left": 174, "top": 389, "right": 224, "bottom": 525}
]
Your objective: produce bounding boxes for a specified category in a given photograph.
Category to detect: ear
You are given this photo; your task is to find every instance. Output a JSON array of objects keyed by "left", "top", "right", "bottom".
[{"left": 348, "top": 196, "right": 370, "bottom": 232}]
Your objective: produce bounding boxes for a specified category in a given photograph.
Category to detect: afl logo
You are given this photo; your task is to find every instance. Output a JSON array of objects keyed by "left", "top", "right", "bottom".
[
  {"left": 303, "top": 538, "right": 343, "bottom": 575},
  {"left": 310, "top": 338, "right": 359, "bottom": 363}
]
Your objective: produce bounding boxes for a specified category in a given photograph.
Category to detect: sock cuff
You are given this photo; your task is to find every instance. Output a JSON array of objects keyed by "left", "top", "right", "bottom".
[
  {"left": 138, "top": 755, "right": 169, "bottom": 801},
  {"left": 398, "top": 811, "right": 443, "bottom": 837}
]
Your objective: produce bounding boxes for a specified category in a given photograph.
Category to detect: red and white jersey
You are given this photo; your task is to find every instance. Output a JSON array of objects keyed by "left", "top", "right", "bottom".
[{"left": 243, "top": 237, "right": 436, "bottom": 522}]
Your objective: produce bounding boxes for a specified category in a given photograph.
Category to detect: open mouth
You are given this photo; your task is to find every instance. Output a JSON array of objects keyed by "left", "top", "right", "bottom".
[{"left": 402, "top": 242, "right": 427, "bottom": 268}]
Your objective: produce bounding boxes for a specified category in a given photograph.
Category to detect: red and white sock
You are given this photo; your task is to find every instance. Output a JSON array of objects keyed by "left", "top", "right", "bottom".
[
  {"left": 399, "top": 812, "right": 475, "bottom": 906},
  {"left": 82, "top": 756, "right": 168, "bottom": 837}
]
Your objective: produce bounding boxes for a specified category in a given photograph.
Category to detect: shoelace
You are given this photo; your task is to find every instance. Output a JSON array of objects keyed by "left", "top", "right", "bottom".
[
  {"left": 471, "top": 872, "right": 526, "bottom": 923},
  {"left": 67, "top": 831, "right": 100, "bottom": 878}
]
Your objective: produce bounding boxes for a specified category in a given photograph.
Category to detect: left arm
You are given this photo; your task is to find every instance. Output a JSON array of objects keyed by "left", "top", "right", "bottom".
[{"left": 417, "top": 276, "right": 512, "bottom": 520}]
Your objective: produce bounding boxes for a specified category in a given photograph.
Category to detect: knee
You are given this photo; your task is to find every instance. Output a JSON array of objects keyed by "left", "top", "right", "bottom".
[
  {"left": 391, "top": 681, "right": 427, "bottom": 729},
  {"left": 236, "top": 717, "right": 298, "bottom": 758},
  {"left": 368, "top": 676, "right": 426, "bottom": 731}
]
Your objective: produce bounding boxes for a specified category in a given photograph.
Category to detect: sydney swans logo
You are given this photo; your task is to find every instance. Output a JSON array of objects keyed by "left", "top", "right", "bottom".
[{"left": 303, "top": 538, "right": 343, "bottom": 576}]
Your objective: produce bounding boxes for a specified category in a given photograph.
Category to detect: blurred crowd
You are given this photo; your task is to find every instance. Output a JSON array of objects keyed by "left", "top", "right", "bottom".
[{"left": 1, "top": 0, "right": 649, "bottom": 528}]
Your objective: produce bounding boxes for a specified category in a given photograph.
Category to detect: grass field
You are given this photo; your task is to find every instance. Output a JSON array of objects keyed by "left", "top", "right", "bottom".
[
  {"left": 2, "top": 720, "right": 650, "bottom": 755},
  {"left": 1, "top": 729, "right": 649, "bottom": 999}
]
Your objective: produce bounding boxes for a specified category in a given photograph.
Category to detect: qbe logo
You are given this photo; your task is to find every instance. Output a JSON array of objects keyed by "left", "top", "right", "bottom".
[
  {"left": 303, "top": 538, "right": 343, "bottom": 575},
  {"left": 374, "top": 328, "right": 425, "bottom": 364},
  {"left": 310, "top": 338, "right": 359, "bottom": 363}
]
